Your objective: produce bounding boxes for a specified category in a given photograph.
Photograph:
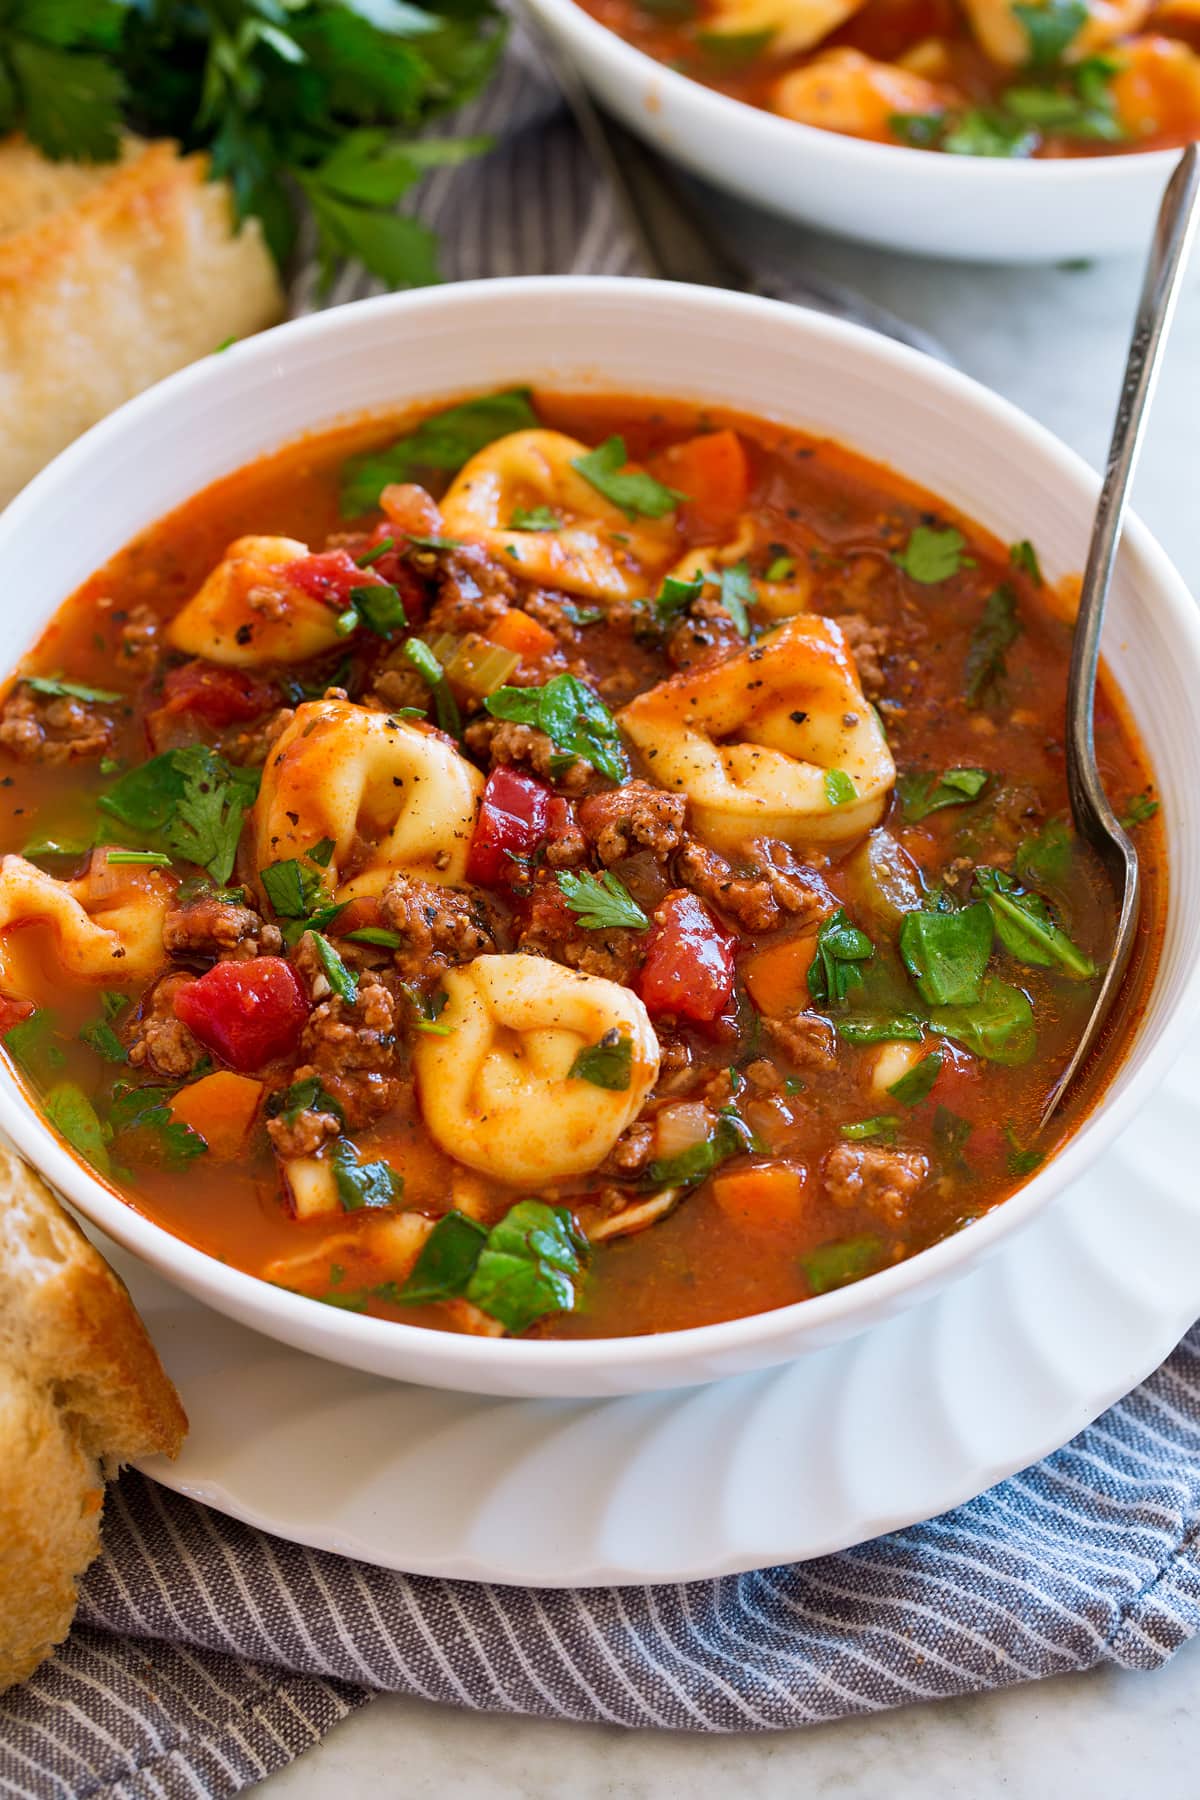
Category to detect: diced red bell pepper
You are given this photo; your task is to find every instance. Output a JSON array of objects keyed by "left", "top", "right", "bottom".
[
  {"left": 161, "top": 660, "right": 279, "bottom": 725},
  {"left": 638, "top": 892, "right": 736, "bottom": 1024},
  {"left": 466, "top": 768, "right": 551, "bottom": 888},
  {"left": 173, "top": 957, "right": 309, "bottom": 1073}
]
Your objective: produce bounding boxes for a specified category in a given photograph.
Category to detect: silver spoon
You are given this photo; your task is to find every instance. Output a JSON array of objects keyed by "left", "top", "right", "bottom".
[{"left": 1040, "top": 141, "right": 1200, "bottom": 1131}]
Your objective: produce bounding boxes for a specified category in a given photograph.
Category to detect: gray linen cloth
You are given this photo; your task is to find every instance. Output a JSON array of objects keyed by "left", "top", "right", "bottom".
[{"left": 7, "top": 32, "right": 1194, "bottom": 1800}]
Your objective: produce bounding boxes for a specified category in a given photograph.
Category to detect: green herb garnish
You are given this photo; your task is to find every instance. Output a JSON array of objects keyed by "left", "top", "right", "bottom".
[
  {"left": 510, "top": 506, "right": 561, "bottom": 531},
  {"left": 568, "top": 1030, "right": 632, "bottom": 1091},
  {"left": 839, "top": 1117, "right": 900, "bottom": 1143},
  {"left": 933, "top": 1105, "right": 973, "bottom": 1171},
  {"left": 400, "top": 1209, "right": 488, "bottom": 1302},
  {"left": 1121, "top": 792, "right": 1159, "bottom": 830},
  {"left": 808, "top": 909, "right": 874, "bottom": 1008},
  {"left": 79, "top": 992, "right": 128, "bottom": 1064},
  {"left": 975, "top": 867, "right": 1095, "bottom": 978},
  {"left": 931, "top": 977, "right": 1037, "bottom": 1065},
  {"left": 894, "top": 525, "right": 972, "bottom": 583},
  {"left": 900, "top": 902, "right": 994, "bottom": 1007},
  {"left": 899, "top": 768, "right": 989, "bottom": 822},
  {"left": 887, "top": 1051, "right": 944, "bottom": 1107},
  {"left": 45, "top": 1082, "right": 111, "bottom": 1174},
  {"left": 1009, "top": 539, "right": 1044, "bottom": 584},
  {"left": 824, "top": 769, "right": 857, "bottom": 808},
  {"left": 108, "top": 1083, "right": 207, "bottom": 1167},
  {"left": 307, "top": 931, "right": 359, "bottom": 1003},
  {"left": 403, "top": 637, "right": 462, "bottom": 739},
  {"left": 570, "top": 436, "right": 684, "bottom": 522},
  {"left": 801, "top": 1234, "right": 884, "bottom": 1294},
  {"left": 1013, "top": 0, "right": 1087, "bottom": 68},
  {"left": 1004, "top": 1123, "right": 1045, "bottom": 1176},
  {"left": 98, "top": 746, "right": 260, "bottom": 885},
  {"left": 964, "top": 585, "right": 1021, "bottom": 708},
  {"left": 330, "top": 1138, "right": 403, "bottom": 1211},
  {"left": 486, "top": 674, "right": 628, "bottom": 783},
  {"left": 350, "top": 584, "right": 408, "bottom": 640},
  {"left": 22, "top": 674, "right": 122, "bottom": 704},
  {"left": 712, "top": 562, "right": 753, "bottom": 637},
  {"left": 644, "top": 1110, "right": 754, "bottom": 1188},
  {"left": 555, "top": 868, "right": 649, "bottom": 932},
  {"left": 342, "top": 389, "right": 538, "bottom": 516}
]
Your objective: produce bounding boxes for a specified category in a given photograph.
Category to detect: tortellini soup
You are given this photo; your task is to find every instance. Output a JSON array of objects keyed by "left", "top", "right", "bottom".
[{"left": 0, "top": 390, "right": 1163, "bottom": 1339}]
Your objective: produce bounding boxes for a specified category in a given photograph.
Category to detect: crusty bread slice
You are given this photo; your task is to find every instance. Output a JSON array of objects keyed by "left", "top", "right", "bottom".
[
  {"left": 0, "top": 134, "right": 285, "bottom": 505},
  {"left": 0, "top": 1144, "right": 186, "bottom": 1690}
]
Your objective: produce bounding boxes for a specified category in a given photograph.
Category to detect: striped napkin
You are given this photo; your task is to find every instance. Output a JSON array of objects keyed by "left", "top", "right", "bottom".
[{"left": 6, "top": 28, "right": 1196, "bottom": 1800}]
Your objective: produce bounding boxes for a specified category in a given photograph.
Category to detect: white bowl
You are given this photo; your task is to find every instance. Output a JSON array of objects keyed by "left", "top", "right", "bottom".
[
  {"left": 0, "top": 277, "right": 1197, "bottom": 1398},
  {"left": 521, "top": 0, "right": 1179, "bottom": 262}
]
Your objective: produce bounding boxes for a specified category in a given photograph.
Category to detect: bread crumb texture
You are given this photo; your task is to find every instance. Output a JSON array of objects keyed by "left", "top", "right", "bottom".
[
  {"left": 0, "top": 134, "right": 285, "bottom": 503},
  {"left": 0, "top": 1143, "right": 185, "bottom": 1690}
]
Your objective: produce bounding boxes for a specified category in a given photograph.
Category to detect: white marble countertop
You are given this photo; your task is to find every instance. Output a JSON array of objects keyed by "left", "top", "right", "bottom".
[{"left": 256, "top": 223, "right": 1200, "bottom": 1797}]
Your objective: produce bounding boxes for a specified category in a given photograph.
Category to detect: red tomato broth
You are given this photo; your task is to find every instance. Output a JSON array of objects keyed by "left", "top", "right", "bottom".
[
  {"left": 0, "top": 392, "right": 1165, "bottom": 1341},
  {"left": 571, "top": 0, "right": 1200, "bottom": 158}
]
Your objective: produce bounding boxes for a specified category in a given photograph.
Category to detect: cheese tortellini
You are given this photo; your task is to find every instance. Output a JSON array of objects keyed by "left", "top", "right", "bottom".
[
  {"left": 167, "top": 536, "right": 347, "bottom": 667},
  {"left": 706, "top": 0, "right": 866, "bottom": 54},
  {"left": 413, "top": 954, "right": 660, "bottom": 1185},
  {"left": 256, "top": 699, "right": 483, "bottom": 896},
  {"left": 0, "top": 852, "right": 172, "bottom": 989},
  {"left": 440, "top": 430, "right": 679, "bottom": 602},
  {"left": 959, "top": 0, "right": 1149, "bottom": 64},
  {"left": 618, "top": 614, "right": 894, "bottom": 852},
  {"left": 669, "top": 522, "right": 813, "bottom": 622},
  {"left": 772, "top": 48, "right": 954, "bottom": 135}
]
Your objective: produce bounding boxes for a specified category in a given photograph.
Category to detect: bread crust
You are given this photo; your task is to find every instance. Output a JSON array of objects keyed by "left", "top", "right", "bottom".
[
  {"left": 0, "top": 1144, "right": 186, "bottom": 1690},
  {"left": 0, "top": 134, "right": 285, "bottom": 503}
]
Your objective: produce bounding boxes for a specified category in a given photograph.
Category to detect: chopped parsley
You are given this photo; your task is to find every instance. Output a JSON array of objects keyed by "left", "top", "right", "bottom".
[
  {"left": 963, "top": 585, "right": 1021, "bottom": 708},
  {"left": 79, "top": 993, "right": 129, "bottom": 1064},
  {"left": 45, "top": 1082, "right": 111, "bottom": 1175},
  {"left": 556, "top": 869, "right": 649, "bottom": 932},
  {"left": 711, "top": 562, "right": 753, "bottom": 637},
  {"left": 893, "top": 525, "right": 973, "bottom": 583},
  {"left": 824, "top": 769, "right": 857, "bottom": 808},
  {"left": 22, "top": 674, "right": 122, "bottom": 704},
  {"left": 1009, "top": 539, "right": 1044, "bottom": 585},
  {"left": 98, "top": 746, "right": 260, "bottom": 885},
  {"left": 570, "top": 436, "right": 684, "bottom": 521},
  {"left": 1121, "top": 792, "right": 1159, "bottom": 830},
  {"left": 485, "top": 674, "right": 628, "bottom": 783},
  {"left": 899, "top": 767, "right": 990, "bottom": 822},
  {"left": 510, "top": 506, "right": 561, "bottom": 531}
]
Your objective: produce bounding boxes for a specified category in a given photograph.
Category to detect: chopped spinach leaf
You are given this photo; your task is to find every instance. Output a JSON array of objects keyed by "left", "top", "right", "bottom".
[
  {"left": 694, "top": 27, "right": 775, "bottom": 62},
  {"left": 1015, "top": 816, "right": 1073, "bottom": 887},
  {"left": 887, "top": 1050, "right": 944, "bottom": 1107},
  {"left": 570, "top": 435, "right": 684, "bottom": 521},
  {"left": 568, "top": 1030, "right": 633, "bottom": 1091},
  {"left": 1004, "top": 1123, "right": 1045, "bottom": 1176},
  {"left": 485, "top": 674, "right": 628, "bottom": 783},
  {"left": 464, "top": 1200, "right": 589, "bottom": 1334},
  {"left": 341, "top": 390, "right": 540, "bottom": 516},
  {"left": 645, "top": 1110, "right": 755, "bottom": 1188},
  {"left": 654, "top": 572, "right": 704, "bottom": 625},
  {"left": 931, "top": 977, "right": 1037, "bottom": 1065},
  {"left": 80, "top": 992, "right": 128, "bottom": 1064},
  {"left": 900, "top": 902, "right": 993, "bottom": 1007},
  {"left": 351, "top": 583, "right": 408, "bottom": 639},
  {"left": 943, "top": 108, "right": 1040, "bottom": 157},
  {"left": 838, "top": 1013, "right": 925, "bottom": 1045},
  {"left": 964, "top": 585, "right": 1021, "bottom": 708},
  {"left": 894, "top": 525, "right": 972, "bottom": 583},
  {"left": 271, "top": 1076, "right": 344, "bottom": 1128},
  {"left": 899, "top": 767, "right": 989, "bottom": 822},
  {"left": 4, "top": 1008, "right": 66, "bottom": 1080},
  {"left": 345, "top": 926, "right": 404, "bottom": 949},
  {"left": 1009, "top": 539, "right": 1044, "bottom": 585},
  {"left": 262, "top": 855, "right": 328, "bottom": 920},
  {"left": 1013, "top": 0, "right": 1087, "bottom": 67},
  {"left": 45, "top": 1081, "right": 110, "bottom": 1175},
  {"left": 400, "top": 1210, "right": 488, "bottom": 1302},
  {"left": 561, "top": 601, "right": 604, "bottom": 627},
  {"left": 889, "top": 111, "right": 947, "bottom": 148},
  {"left": 933, "top": 1104, "right": 973, "bottom": 1171},
  {"left": 108, "top": 1083, "right": 207, "bottom": 1167},
  {"left": 808, "top": 909, "right": 874, "bottom": 1008},
  {"left": 330, "top": 1138, "right": 403, "bottom": 1211},
  {"left": 975, "top": 867, "right": 1095, "bottom": 978},
  {"left": 801, "top": 1234, "right": 884, "bottom": 1295}
]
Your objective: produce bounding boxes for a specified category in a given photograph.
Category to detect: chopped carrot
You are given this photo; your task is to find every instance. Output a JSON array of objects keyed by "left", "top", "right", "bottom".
[
  {"left": 712, "top": 1163, "right": 809, "bottom": 1229},
  {"left": 489, "top": 608, "right": 558, "bottom": 660},
  {"left": 169, "top": 1071, "right": 264, "bottom": 1160},
  {"left": 742, "top": 933, "right": 816, "bottom": 1016},
  {"left": 648, "top": 430, "right": 750, "bottom": 539}
]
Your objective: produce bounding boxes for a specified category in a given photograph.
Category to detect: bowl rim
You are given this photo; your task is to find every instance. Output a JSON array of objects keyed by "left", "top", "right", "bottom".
[
  {"left": 520, "top": 0, "right": 1182, "bottom": 184},
  {"left": 1, "top": 272, "right": 1198, "bottom": 1383}
]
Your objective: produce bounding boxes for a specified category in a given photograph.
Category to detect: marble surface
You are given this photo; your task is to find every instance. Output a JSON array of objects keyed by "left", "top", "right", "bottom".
[{"left": 255, "top": 224, "right": 1200, "bottom": 1796}]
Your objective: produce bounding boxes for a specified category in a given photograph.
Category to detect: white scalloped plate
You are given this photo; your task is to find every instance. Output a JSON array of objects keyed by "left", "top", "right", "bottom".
[{"left": 101, "top": 1025, "right": 1200, "bottom": 1588}]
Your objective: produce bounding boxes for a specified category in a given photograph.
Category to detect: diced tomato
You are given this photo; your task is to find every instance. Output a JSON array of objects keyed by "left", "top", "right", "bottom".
[
  {"left": 160, "top": 660, "right": 279, "bottom": 725},
  {"left": 286, "top": 549, "right": 383, "bottom": 608},
  {"left": 638, "top": 892, "right": 736, "bottom": 1023},
  {"left": 173, "top": 957, "right": 309, "bottom": 1072},
  {"left": 0, "top": 995, "right": 35, "bottom": 1035},
  {"left": 545, "top": 795, "right": 579, "bottom": 854},
  {"left": 466, "top": 768, "right": 551, "bottom": 888},
  {"left": 648, "top": 430, "right": 751, "bottom": 541}
]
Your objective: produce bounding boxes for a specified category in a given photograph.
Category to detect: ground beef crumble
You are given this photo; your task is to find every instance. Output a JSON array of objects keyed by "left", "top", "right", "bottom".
[
  {"left": 764, "top": 1012, "right": 838, "bottom": 1070},
  {"left": 463, "top": 718, "right": 595, "bottom": 794},
  {"left": 831, "top": 613, "right": 889, "bottom": 697},
  {"left": 268, "top": 975, "right": 405, "bottom": 1156},
  {"left": 822, "top": 1141, "right": 929, "bottom": 1225},
  {"left": 0, "top": 684, "right": 114, "bottom": 765},
  {"left": 676, "top": 837, "right": 836, "bottom": 933},
  {"left": 578, "top": 783, "right": 686, "bottom": 867},
  {"left": 378, "top": 875, "right": 496, "bottom": 979},
  {"left": 163, "top": 895, "right": 282, "bottom": 963},
  {"left": 517, "top": 874, "right": 645, "bottom": 982},
  {"left": 126, "top": 973, "right": 205, "bottom": 1079}
]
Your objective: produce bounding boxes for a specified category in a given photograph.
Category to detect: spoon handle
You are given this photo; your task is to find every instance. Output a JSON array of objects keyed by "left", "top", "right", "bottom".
[
  {"left": 1041, "top": 144, "right": 1200, "bottom": 1130},
  {"left": 1065, "top": 142, "right": 1200, "bottom": 843}
]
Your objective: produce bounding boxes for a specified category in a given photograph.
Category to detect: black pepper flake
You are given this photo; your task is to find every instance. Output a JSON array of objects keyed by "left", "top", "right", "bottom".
[
  {"left": 235, "top": 624, "right": 253, "bottom": 646},
  {"left": 790, "top": 710, "right": 808, "bottom": 724}
]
